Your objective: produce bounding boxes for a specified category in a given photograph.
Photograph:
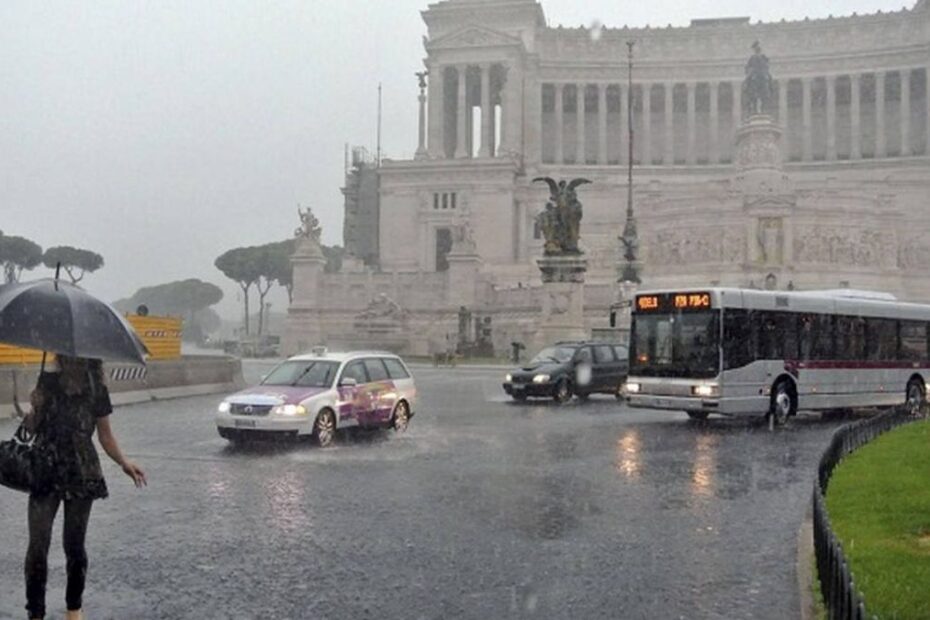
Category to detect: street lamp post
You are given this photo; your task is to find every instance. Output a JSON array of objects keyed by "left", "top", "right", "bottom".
[{"left": 619, "top": 40, "right": 641, "bottom": 285}]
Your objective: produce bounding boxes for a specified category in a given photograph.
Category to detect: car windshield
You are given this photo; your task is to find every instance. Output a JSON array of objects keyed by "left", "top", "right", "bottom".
[
  {"left": 630, "top": 311, "right": 720, "bottom": 379},
  {"left": 530, "top": 346, "right": 577, "bottom": 364},
  {"left": 261, "top": 360, "right": 339, "bottom": 388}
]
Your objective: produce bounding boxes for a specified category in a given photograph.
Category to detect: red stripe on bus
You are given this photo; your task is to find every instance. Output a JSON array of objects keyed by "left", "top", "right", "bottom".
[{"left": 784, "top": 360, "right": 930, "bottom": 371}]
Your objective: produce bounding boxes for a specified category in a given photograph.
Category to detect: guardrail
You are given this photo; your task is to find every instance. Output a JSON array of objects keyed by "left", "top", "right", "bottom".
[{"left": 812, "top": 407, "right": 921, "bottom": 619}]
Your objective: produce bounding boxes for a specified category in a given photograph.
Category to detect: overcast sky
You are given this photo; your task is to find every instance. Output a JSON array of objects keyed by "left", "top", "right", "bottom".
[{"left": 0, "top": 0, "right": 910, "bottom": 318}]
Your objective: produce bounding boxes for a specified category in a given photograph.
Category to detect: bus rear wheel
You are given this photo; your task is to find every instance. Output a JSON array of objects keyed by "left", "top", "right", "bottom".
[
  {"left": 769, "top": 381, "right": 796, "bottom": 427},
  {"left": 905, "top": 378, "right": 926, "bottom": 416}
]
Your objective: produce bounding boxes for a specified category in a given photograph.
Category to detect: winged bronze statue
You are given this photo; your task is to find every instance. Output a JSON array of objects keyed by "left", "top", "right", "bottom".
[{"left": 533, "top": 177, "right": 591, "bottom": 256}]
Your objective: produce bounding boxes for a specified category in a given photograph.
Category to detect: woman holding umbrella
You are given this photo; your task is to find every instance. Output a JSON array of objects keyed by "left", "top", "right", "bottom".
[
  {"left": 0, "top": 275, "right": 149, "bottom": 620},
  {"left": 21, "top": 355, "right": 146, "bottom": 620}
]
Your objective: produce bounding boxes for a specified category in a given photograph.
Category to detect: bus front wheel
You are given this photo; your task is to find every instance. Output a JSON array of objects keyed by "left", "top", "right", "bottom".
[
  {"left": 906, "top": 378, "right": 926, "bottom": 416},
  {"left": 769, "top": 381, "right": 796, "bottom": 427}
]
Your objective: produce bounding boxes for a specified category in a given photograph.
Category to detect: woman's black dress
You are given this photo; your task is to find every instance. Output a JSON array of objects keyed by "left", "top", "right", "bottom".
[{"left": 33, "top": 371, "right": 111, "bottom": 500}]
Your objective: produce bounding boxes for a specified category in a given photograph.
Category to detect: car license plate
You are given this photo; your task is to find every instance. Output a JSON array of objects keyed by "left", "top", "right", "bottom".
[
  {"left": 512, "top": 385, "right": 525, "bottom": 391},
  {"left": 234, "top": 419, "right": 256, "bottom": 428}
]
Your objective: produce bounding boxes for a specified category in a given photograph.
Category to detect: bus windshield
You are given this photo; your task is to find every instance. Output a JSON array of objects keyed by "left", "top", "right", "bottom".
[{"left": 631, "top": 311, "right": 720, "bottom": 379}]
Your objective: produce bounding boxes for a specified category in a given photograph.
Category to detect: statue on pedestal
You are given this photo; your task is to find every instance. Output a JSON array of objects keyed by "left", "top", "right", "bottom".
[
  {"left": 295, "top": 206, "right": 322, "bottom": 242},
  {"left": 533, "top": 177, "right": 591, "bottom": 256},
  {"left": 743, "top": 41, "right": 774, "bottom": 117}
]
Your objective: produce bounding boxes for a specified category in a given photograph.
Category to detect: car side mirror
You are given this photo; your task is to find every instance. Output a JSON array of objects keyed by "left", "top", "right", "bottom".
[{"left": 339, "top": 378, "right": 358, "bottom": 388}]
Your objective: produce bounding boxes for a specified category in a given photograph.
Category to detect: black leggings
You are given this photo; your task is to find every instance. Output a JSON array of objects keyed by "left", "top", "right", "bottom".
[{"left": 25, "top": 494, "right": 93, "bottom": 618}]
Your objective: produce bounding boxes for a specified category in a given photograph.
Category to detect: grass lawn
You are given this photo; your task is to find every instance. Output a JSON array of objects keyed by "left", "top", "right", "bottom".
[{"left": 825, "top": 419, "right": 930, "bottom": 619}]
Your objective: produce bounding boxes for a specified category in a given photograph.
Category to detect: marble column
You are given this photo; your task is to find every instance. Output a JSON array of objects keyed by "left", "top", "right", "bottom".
[
  {"left": 415, "top": 74, "right": 429, "bottom": 160},
  {"left": 427, "top": 64, "right": 445, "bottom": 159},
  {"left": 876, "top": 71, "right": 886, "bottom": 158},
  {"left": 620, "top": 84, "right": 629, "bottom": 166},
  {"left": 926, "top": 67, "right": 930, "bottom": 155},
  {"left": 709, "top": 81, "right": 719, "bottom": 164},
  {"left": 900, "top": 69, "right": 911, "bottom": 156},
  {"left": 664, "top": 82, "right": 674, "bottom": 165},
  {"left": 778, "top": 78, "right": 789, "bottom": 152},
  {"left": 801, "top": 77, "right": 813, "bottom": 161},
  {"left": 554, "top": 83, "right": 564, "bottom": 164},
  {"left": 826, "top": 75, "right": 837, "bottom": 160},
  {"left": 850, "top": 74, "right": 862, "bottom": 159},
  {"left": 576, "top": 83, "right": 586, "bottom": 164},
  {"left": 455, "top": 65, "right": 468, "bottom": 158},
  {"left": 498, "top": 64, "right": 511, "bottom": 155},
  {"left": 732, "top": 81, "right": 741, "bottom": 162},
  {"left": 686, "top": 81, "right": 697, "bottom": 165},
  {"left": 479, "top": 64, "right": 492, "bottom": 157},
  {"left": 597, "top": 83, "right": 608, "bottom": 165},
  {"left": 642, "top": 84, "right": 652, "bottom": 165}
]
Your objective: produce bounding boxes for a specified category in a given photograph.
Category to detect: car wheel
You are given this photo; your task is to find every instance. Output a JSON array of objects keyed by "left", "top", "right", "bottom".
[
  {"left": 906, "top": 378, "right": 925, "bottom": 416},
  {"left": 686, "top": 411, "right": 709, "bottom": 421},
  {"left": 553, "top": 378, "right": 572, "bottom": 404},
  {"left": 769, "top": 381, "right": 796, "bottom": 427},
  {"left": 392, "top": 400, "right": 410, "bottom": 432},
  {"left": 313, "top": 409, "right": 336, "bottom": 447}
]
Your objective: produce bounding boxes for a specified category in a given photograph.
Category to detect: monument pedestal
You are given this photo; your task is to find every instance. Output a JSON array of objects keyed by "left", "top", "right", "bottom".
[{"left": 534, "top": 255, "right": 588, "bottom": 348}]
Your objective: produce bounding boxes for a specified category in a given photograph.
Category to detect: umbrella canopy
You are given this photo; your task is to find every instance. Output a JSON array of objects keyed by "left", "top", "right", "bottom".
[{"left": 0, "top": 279, "right": 148, "bottom": 365}]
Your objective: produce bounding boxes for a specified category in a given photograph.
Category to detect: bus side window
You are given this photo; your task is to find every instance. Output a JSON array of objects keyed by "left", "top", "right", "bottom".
[
  {"left": 811, "top": 315, "right": 835, "bottom": 360},
  {"left": 723, "top": 309, "right": 752, "bottom": 369},
  {"left": 900, "top": 321, "right": 927, "bottom": 361},
  {"left": 837, "top": 316, "right": 866, "bottom": 360},
  {"left": 799, "top": 315, "right": 814, "bottom": 360},
  {"left": 865, "top": 318, "right": 897, "bottom": 361}
]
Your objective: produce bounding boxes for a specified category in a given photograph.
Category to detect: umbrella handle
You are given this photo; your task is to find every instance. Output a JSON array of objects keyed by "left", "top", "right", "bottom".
[
  {"left": 40, "top": 351, "right": 46, "bottom": 373},
  {"left": 11, "top": 371, "right": 25, "bottom": 418}
]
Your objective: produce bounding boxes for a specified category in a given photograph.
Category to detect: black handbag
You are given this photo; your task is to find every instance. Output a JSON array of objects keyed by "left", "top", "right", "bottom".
[{"left": 0, "top": 422, "right": 55, "bottom": 495}]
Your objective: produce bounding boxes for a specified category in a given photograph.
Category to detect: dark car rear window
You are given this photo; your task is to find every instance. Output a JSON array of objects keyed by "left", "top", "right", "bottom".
[
  {"left": 613, "top": 346, "right": 629, "bottom": 364},
  {"left": 593, "top": 345, "right": 615, "bottom": 363}
]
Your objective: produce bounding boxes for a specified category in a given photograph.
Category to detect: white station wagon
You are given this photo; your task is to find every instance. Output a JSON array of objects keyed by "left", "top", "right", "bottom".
[{"left": 216, "top": 349, "right": 417, "bottom": 446}]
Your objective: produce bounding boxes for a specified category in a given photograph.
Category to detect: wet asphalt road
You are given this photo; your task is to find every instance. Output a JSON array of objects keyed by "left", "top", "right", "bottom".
[{"left": 0, "top": 362, "right": 850, "bottom": 619}]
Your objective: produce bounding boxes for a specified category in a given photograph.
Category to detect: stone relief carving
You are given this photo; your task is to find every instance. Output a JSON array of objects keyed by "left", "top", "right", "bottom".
[
  {"left": 356, "top": 293, "right": 408, "bottom": 322},
  {"left": 898, "top": 237, "right": 930, "bottom": 270},
  {"left": 793, "top": 227, "right": 894, "bottom": 268},
  {"left": 549, "top": 291, "right": 572, "bottom": 315},
  {"left": 646, "top": 229, "right": 745, "bottom": 266},
  {"left": 756, "top": 217, "right": 784, "bottom": 264}
]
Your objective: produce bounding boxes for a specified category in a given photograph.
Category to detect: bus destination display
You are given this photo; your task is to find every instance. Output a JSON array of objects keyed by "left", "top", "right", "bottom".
[{"left": 636, "top": 292, "right": 712, "bottom": 313}]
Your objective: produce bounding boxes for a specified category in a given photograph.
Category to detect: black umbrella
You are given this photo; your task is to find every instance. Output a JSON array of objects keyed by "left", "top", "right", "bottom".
[{"left": 0, "top": 278, "right": 148, "bottom": 365}]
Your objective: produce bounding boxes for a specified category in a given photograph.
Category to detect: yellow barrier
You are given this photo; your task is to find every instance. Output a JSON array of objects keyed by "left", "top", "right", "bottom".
[
  {"left": 0, "top": 314, "right": 183, "bottom": 364},
  {"left": 0, "top": 344, "right": 47, "bottom": 366},
  {"left": 126, "top": 315, "right": 183, "bottom": 361}
]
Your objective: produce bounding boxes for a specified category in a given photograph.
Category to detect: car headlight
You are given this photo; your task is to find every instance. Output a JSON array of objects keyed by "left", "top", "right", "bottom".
[
  {"left": 217, "top": 401, "right": 231, "bottom": 413},
  {"left": 624, "top": 382, "right": 641, "bottom": 394},
  {"left": 532, "top": 374, "right": 550, "bottom": 384},
  {"left": 505, "top": 373, "right": 513, "bottom": 383},
  {"left": 691, "top": 384, "right": 720, "bottom": 398},
  {"left": 272, "top": 404, "right": 308, "bottom": 416}
]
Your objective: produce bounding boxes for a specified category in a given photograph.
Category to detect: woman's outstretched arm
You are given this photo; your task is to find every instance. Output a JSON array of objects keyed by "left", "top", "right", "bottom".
[{"left": 96, "top": 416, "right": 147, "bottom": 487}]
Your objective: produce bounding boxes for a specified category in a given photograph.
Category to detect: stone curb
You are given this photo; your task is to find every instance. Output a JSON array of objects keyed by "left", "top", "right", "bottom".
[
  {"left": 407, "top": 363, "right": 510, "bottom": 372},
  {"left": 0, "top": 382, "right": 240, "bottom": 419},
  {"left": 797, "top": 502, "right": 816, "bottom": 620}
]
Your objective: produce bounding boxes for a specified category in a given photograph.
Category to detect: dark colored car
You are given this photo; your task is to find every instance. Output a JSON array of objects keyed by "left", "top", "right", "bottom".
[{"left": 502, "top": 341, "right": 629, "bottom": 403}]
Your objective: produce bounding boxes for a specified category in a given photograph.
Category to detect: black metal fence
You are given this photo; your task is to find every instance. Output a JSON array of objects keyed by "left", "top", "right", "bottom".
[{"left": 812, "top": 408, "right": 921, "bottom": 619}]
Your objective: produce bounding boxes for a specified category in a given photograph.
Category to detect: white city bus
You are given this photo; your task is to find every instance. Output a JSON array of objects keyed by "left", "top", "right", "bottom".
[{"left": 623, "top": 288, "right": 930, "bottom": 423}]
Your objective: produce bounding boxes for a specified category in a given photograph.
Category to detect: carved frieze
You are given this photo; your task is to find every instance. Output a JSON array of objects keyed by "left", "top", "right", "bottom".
[
  {"left": 793, "top": 227, "right": 895, "bottom": 268},
  {"left": 898, "top": 236, "right": 930, "bottom": 270},
  {"left": 646, "top": 228, "right": 746, "bottom": 267}
]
